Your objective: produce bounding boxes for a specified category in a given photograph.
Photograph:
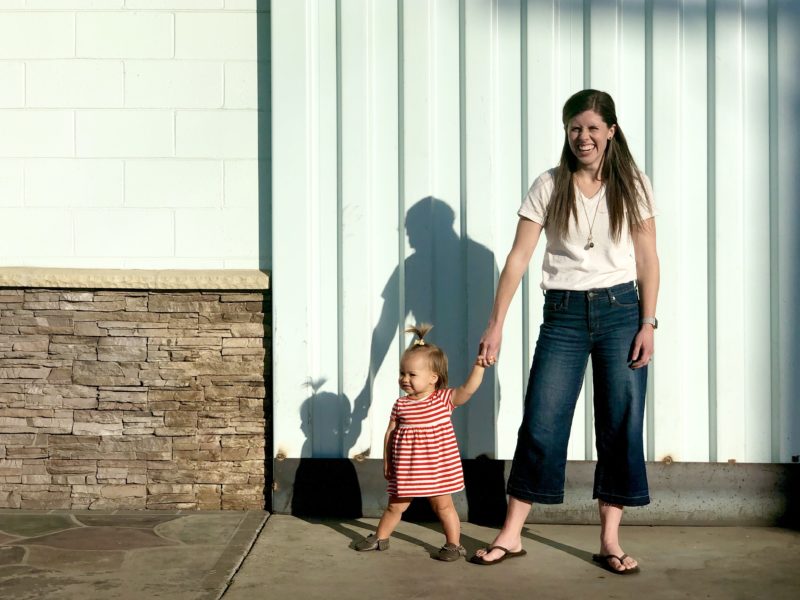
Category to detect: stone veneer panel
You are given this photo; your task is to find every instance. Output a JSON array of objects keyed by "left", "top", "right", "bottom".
[{"left": 0, "top": 286, "right": 268, "bottom": 510}]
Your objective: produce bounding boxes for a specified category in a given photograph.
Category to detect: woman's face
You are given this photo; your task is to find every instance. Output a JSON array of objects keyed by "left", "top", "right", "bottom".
[{"left": 566, "top": 109, "right": 616, "bottom": 172}]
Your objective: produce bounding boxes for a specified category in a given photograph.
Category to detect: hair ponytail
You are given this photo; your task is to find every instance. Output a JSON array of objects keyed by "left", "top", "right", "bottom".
[{"left": 401, "top": 323, "right": 448, "bottom": 389}]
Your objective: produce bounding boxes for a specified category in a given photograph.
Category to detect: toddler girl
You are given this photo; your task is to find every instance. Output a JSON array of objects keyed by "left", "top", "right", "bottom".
[{"left": 355, "top": 324, "right": 492, "bottom": 561}]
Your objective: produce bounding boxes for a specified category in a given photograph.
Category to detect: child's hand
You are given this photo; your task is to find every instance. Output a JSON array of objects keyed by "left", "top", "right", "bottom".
[
  {"left": 476, "top": 355, "right": 495, "bottom": 367},
  {"left": 383, "top": 460, "right": 392, "bottom": 480}
]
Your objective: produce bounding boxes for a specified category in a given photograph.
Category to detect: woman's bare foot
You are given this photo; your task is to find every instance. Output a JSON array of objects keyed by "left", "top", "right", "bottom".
[
  {"left": 473, "top": 496, "right": 532, "bottom": 563},
  {"left": 597, "top": 500, "right": 637, "bottom": 572},
  {"left": 473, "top": 534, "right": 524, "bottom": 563},
  {"left": 597, "top": 542, "right": 638, "bottom": 572}
]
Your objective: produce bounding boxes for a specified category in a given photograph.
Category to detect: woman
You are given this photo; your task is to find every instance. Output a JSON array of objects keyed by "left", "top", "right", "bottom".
[{"left": 472, "top": 89, "right": 659, "bottom": 574}]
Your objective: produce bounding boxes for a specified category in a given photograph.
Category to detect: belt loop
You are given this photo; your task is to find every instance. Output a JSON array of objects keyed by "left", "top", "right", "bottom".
[{"left": 564, "top": 290, "right": 570, "bottom": 308}]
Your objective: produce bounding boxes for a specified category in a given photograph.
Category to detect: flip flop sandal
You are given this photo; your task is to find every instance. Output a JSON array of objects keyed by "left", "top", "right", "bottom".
[
  {"left": 469, "top": 545, "right": 527, "bottom": 565},
  {"left": 592, "top": 553, "right": 640, "bottom": 575}
]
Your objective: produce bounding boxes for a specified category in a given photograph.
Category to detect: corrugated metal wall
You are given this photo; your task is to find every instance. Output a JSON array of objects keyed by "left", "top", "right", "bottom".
[{"left": 271, "top": 0, "right": 800, "bottom": 464}]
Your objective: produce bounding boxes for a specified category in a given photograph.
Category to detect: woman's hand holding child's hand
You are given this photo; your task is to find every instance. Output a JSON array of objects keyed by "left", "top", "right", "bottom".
[
  {"left": 478, "top": 326, "right": 502, "bottom": 367},
  {"left": 475, "top": 356, "right": 494, "bottom": 368}
]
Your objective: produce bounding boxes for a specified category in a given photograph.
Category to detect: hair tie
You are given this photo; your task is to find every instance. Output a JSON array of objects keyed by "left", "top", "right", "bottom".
[{"left": 413, "top": 339, "right": 426, "bottom": 346}]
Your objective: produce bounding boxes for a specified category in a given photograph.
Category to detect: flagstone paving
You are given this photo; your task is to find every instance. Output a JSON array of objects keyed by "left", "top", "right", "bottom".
[{"left": 0, "top": 510, "right": 266, "bottom": 600}]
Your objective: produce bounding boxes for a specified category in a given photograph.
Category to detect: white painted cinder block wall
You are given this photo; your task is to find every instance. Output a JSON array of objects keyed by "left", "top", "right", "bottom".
[{"left": 0, "top": 1, "right": 265, "bottom": 269}]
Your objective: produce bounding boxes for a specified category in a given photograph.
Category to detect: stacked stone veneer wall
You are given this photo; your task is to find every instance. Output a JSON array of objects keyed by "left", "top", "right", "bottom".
[{"left": 0, "top": 288, "right": 268, "bottom": 510}]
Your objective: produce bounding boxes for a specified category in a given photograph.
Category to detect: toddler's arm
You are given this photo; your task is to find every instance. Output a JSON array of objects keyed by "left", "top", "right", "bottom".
[
  {"left": 382, "top": 420, "right": 396, "bottom": 480},
  {"left": 452, "top": 358, "right": 488, "bottom": 406}
]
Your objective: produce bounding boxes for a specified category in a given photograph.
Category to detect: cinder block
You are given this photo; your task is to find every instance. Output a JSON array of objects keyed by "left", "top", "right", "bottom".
[
  {"left": 27, "top": 1, "right": 123, "bottom": 8},
  {"left": 25, "top": 0, "right": 125, "bottom": 10},
  {"left": 25, "top": 159, "right": 124, "bottom": 207},
  {"left": 0, "top": 208, "right": 73, "bottom": 258},
  {"left": 122, "top": 257, "right": 225, "bottom": 269},
  {"left": 175, "top": 110, "right": 257, "bottom": 158},
  {"left": 175, "top": 13, "right": 257, "bottom": 60},
  {"left": 224, "top": 61, "right": 258, "bottom": 109},
  {"left": 74, "top": 208, "right": 174, "bottom": 258},
  {"left": 126, "top": 0, "right": 223, "bottom": 8},
  {"left": 77, "top": 12, "right": 173, "bottom": 59},
  {"left": 0, "top": 13, "right": 74, "bottom": 59},
  {"left": 175, "top": 207, "right": 258, "bottom": 258},
  {"left": 27, "top": 60, "right": 123, "bottom": 108},
  {"left": 0, "top": 63, "right": 25, "bottom": 108},
  {"left": 0, "top": 160, "right": 24, "bottom": 207},
  {"left": 125, "top": 159, "right": 223, "bottom": 208},
  {"left": 224, "top": 160, "right": 259, "bottom": 208},
  {"left": 76, "top": 110, "right": 173, "bottom": 158},
  {"left": 224, "top": 0, "right": 259, "bottom": 9},
  {"left": 0, "top": 111, "right": 73, "bottom": 158},
  {"left": 174, "top": 209, "right": 226, "bottom": 258},
  {"left": 125, "top": 60, "right": 223, "bottom": 108}
]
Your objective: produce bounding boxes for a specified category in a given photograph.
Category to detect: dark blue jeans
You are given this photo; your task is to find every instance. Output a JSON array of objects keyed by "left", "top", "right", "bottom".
[{"left": 507, "top": 281, "right": 650, "bottom": 507}]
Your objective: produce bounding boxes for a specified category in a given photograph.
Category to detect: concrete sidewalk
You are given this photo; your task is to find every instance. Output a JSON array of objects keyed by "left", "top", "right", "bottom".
[
  {"left": 224, "top": 515, "right": 800, "bottom": 600},
  {"left": 1, "top": 511, "right": 799, "bottom": 599}
]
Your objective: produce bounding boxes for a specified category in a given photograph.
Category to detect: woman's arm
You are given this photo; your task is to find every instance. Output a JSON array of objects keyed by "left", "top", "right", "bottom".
[
  {"left": 630, "top": 217, "right": 660, "bottom": 369},
  {"left": 478, "top": 218, "right": 543, "bottom": 366},
  {"left": 382, "top": 420, "right": 396, "bottom": 480},
  {"left": 452, "top": 360, "right": 487, "bottom": 406}
]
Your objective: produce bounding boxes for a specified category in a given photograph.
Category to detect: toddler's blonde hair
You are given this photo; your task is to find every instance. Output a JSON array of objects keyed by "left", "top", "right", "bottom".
[{"left": 402, "top": 323, "right": 448, "bottom": 389}]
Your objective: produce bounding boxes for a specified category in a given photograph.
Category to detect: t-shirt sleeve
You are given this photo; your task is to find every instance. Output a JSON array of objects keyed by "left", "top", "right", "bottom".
[
  {"left": 517, "top": 170, "right": 553, "bottom": 225},
  {"left": 390, "top": 402, "right": 398, "bottom": 422},
  {"left": 441, "top": 388, "right": 455, "bottom": 411},
  {"left": 637, "top": 171, "right": 657, "bottom": 219}
]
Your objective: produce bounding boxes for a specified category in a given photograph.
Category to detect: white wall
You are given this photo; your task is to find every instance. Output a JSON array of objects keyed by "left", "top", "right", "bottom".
[
  {"left": 271, "top": 0, "right": 800, "bottom": 464},
  {"left": 0, "top": 1, "right": 266, "bottom": 270}
]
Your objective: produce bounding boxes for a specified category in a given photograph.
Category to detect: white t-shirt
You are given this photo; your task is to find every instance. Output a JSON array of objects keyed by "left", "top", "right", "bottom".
[{"left": 518, "top": 168, "right": 656, "bottom": 291}]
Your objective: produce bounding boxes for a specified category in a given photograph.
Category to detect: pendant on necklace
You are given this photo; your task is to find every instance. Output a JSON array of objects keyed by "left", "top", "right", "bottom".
[{"left": 586, "top": 237, "right": 595, "bottom": 250}]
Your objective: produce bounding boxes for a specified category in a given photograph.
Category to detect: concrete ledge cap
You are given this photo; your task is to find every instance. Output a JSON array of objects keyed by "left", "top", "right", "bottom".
[{"left": 0, "top": 267, "right": 270, "bottom": 290}]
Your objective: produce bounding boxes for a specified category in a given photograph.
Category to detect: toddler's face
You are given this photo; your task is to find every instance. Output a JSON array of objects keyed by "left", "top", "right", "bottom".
[{"left": 398, "top": 354, "right": 438, "bottom": 399}]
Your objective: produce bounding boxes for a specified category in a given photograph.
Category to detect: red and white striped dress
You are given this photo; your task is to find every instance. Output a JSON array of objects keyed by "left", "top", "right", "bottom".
[{"left": 386, "top": 388, "right": 464, "bottom": 498}]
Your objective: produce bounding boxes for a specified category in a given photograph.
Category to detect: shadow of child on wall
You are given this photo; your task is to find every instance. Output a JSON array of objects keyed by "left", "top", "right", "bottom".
[
  {"left": 344, "top": 197, "right": 500, "bottom": 462},
  {"left": 291, "top": 379, "right": 362, "bottom": 518},
  {"left": 343, "top": 197, "right": 506, "bottom": 526}
]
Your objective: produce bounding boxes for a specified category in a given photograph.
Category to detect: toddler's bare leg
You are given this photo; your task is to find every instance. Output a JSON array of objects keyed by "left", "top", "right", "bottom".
[
  {"left": 429, "top": 494, "right": 460, "bottom": 545},
  {"left": 375, "top": 496, "right": 411, "bottom": 539}
]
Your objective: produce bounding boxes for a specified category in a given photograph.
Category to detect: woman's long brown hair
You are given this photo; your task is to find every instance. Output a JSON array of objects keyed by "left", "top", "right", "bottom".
[{"left": 546, "top": 89, "right": 649, "bottom": 242}]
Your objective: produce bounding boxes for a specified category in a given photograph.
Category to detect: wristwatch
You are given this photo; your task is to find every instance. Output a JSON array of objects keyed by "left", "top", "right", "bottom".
[{"left": 640, "top": 317, "right": 658, "bottom": 329}]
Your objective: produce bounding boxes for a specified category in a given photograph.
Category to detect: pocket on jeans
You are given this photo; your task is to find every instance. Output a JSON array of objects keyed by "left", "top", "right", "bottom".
[
  {"left": 610, "top": 289, "right": 639, "bottom": 308},
  {"left": 543, "top": 291, "right": 567, "bottom": 313}
]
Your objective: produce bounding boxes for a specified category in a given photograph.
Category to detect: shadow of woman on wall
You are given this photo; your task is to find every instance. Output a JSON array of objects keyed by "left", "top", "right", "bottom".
[{"left": 343, "top": 196, "right": 507, "bottom": 524}]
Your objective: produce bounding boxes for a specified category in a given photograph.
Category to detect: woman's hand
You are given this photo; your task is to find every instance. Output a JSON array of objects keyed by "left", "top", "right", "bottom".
[
  {"left": 478, "top": 325, "right": 502, "bottom": 367},
  {"left": 629, "top": 325, "right": 654, "bottom": 369}
]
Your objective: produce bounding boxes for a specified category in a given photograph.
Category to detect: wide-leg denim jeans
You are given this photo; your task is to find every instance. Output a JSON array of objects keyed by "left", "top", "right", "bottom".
[{"left": 506, "top": 281, "right": 650, "bottom": 507}]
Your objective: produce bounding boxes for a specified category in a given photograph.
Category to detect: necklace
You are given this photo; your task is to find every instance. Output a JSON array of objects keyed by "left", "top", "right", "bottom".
[{"left": 579, "top": 191, "right": 601, "bottom": 249}]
